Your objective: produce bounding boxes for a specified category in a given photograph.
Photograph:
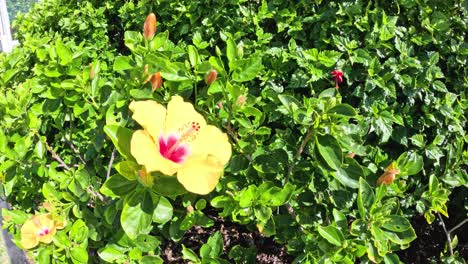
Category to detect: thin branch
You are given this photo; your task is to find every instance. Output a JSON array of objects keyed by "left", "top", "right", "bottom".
[
  {"left": 449, "top": 218, "right": 468, "bottom": 234},
  {"left": 69, "top": 142, "right": 86, "bottom": 165},
  {"left": 106, "top": 148, "right": 116, "bottom": 179},
  {"left": 283, "top": 127, "right": 314, "bottom": 233},
  {"left": 44, "top": 142, "right": 71, "bottom": 171},
  {"left": 438, "top": 212, "right": 453, "bottom": 256},
  {"left": 285, "top": 127, "right": 314, "bottom": 184}
]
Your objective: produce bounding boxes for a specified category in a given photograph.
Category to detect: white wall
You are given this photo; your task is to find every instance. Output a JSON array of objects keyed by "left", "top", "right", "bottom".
[{"left": 0, "top": 0, "right": 15, "bottom": 53}]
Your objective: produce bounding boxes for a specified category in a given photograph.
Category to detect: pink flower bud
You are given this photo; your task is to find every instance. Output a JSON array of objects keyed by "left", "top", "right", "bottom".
[{"left": 143, "top": 13, "right": 157, "bottom": 40}]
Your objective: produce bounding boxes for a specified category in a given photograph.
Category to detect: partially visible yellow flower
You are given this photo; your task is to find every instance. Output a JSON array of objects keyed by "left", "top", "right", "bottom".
[
  {"left": 129, "top": 96, "right": 231, "bottom": 195},
  {"left": 20, "top": 213, "right": 65, "bottom": 249}
]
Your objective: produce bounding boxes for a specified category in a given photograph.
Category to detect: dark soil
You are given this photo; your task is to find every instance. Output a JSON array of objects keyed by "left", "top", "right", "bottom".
[
  {"left": 161, "top": 208, "right": 293, "bottom": 264},
  {"left": 397, "top": 215, "right": 468, "bottom": 263}
]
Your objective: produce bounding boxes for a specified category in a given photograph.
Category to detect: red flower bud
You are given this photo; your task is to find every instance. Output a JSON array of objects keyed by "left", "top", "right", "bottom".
[
  {"left": 150, "top": 72, "right": 163, "bottom": 91},
  {"left": 143, "top": 13, "right": 157, "bottom": 40},
  {"left": 330, "top": 70, "right": 344, "bottom": 89},
  {"left": 205, "top": 70, "right": 217, "bottom": 85}
]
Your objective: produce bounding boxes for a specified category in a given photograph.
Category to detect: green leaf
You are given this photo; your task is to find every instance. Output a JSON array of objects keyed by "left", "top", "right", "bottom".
[
  {"left": 254, "top": 206, "right": 272, "bottom": 222},
  {"left": 226, "top": 37, "right": 237, "bottom": 63},
  {"left": 100, "top": 174, "right": 138, "bottom": 197},
  {"left": 331, "top": 158, "right": 362, "bottom": 188},
  {"left": 381, "top": 215, "right": 412, "bottom": 232},
  {"left": 98, "top": 244, "right": 127, "bottom": 262},
  {"left": 115, "top": 161, "right": 140, "bottom": 180},
  {"left": 55, "top": 40, "right": 72, "bottom": 65},
  {"left": 328, "top": 104, "right": 357, "bottom": 116},
  {"left": 384, "top": 253, "right": 402, "bottom": 264},
  {"left": 231, "top": 57, "right": 263, "bottom": 82},
  {"left": 201, "top": 231, "right": 223, "bottom": 258},
  {"left": 316, "top": 134, "right": 343, "bottom": 170},
  {"left": 121, "top": 190, "right": 154, "bottom": 239},
  {"left": 141, "top": 256, "right": 164, "bottom": 264},
  {"left": 153, "top": 196, "right": 173, "bottom": 224},
  {"left": 70, "top": 219, "right": 88, "bottom": 243},
  {"left": 357, "top": 178, "right": 375, "bottom": 219},
  {"left": 151, "top": 172, "right": 187, "bottom": 196},
  {"left": 396, "top": 152, "right": 423, "bottom": 176},
  {"left": 182, "top": 245, "right": 200, "bottom": 262},
  {"left": 103, "top": 125, "right": 134, "bottom": 160},
  {"left": 70, "top": 247, "right": 88, "bottom": 264},
  {"left": 113, "top": 56, "right": 134, "bottom": 71},
  {"left": 317, "top": 225, "right": 344, "bottom": 246},
  {"left": 187, "top": 45, "right": 200, "bottom": 68}
]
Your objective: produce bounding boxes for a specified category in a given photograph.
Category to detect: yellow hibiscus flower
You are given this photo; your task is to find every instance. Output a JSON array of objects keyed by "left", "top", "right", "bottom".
[
  {"left": 20, "top": 213, "right": 65, "bottom": 249},
  {"left": 129, "top": 96, "right": 231, "bottom": 195}
]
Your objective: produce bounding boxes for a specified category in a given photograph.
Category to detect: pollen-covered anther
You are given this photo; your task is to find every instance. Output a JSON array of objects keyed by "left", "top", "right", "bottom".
[{"left": 177, "top": 121, "right": 201, "bottom": 143}]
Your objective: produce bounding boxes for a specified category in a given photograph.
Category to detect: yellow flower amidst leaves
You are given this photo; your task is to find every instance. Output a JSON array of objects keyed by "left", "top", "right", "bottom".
[
  {"left": 20, "top": 213, "right": 65, "bottom": 249},
  {"left": 130, "top": 96, "right": 231, "bottom": 195}
]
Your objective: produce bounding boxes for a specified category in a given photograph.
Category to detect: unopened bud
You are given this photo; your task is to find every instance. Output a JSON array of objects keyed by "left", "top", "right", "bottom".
[
  {"left": 143, "top": 13, "right": 157, "bottom": 40},
  {"left": 138, "top": 168, "right": 154, "bottom": 187},
  {"left": 346, "top": 152, "right": 356, "bottom": 159},
  {"left": 150, "top": 72, "right": 163, "bottom": 91},
  {"left": 89, "top": 63, "right": 95, "bottom": 79},
  {"left": 143, "top": 64, "right": 149, "bottom": 76},
  {"left": 377, "top": 162, "right": 400, "bottom": 186},
  {"left": 217, "top": 101, "right": 223, "bottom": 109},
  {"left": 236, "top": 95, "right": 246, "bottom": 106},
  {"left": 42, "top": 202, "right": 53, "bottom": 212},
  {"left": 205, "top": 70, "right": 217, "bottom": 85}
]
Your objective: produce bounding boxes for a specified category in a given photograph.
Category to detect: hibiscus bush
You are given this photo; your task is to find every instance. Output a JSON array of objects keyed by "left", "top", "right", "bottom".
[{"left": 0, "top": 0, "right": 467, "bottom": 263}]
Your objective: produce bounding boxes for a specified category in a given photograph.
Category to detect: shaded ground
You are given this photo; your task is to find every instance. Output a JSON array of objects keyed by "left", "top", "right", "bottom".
[
  {"left": 161, "top": 209, "right": 293, "bottom": 264},
  {"left": 397, "top": 215, "right": 468, "bottom": 263}
]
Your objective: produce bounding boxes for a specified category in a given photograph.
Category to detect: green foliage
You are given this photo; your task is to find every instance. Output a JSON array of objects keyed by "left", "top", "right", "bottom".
[{"left": 0, "top": 0, "right": 467, "bottom": 263}]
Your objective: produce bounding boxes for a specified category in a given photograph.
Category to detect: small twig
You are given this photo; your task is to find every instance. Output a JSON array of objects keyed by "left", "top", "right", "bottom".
[
  {"left": 69, "top": 142, "right": 86, "bottom": 165},
  {"left": 448, "top": 218, "right": 468, "bottom": 234},
  {"left": 44, "top": 142, "right": 71, "bottom": 171},
  {"left": 86, "top": 186, "right": 105, "bottom": 203},
  {"left": 283, "top": 127, "right": 314, "bottom": 233},
  {"left": 438, "top": 212, "right": 454, "bottom": 256},
  {"left": 285, "top": 127, "right": 314, "bottom": 184},
  {"left": 106, "top": 148, "right": 116, "bottom": 179}
]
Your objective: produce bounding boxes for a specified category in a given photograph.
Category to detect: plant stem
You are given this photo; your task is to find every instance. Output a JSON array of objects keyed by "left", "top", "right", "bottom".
[
  {"left": 106, "top": 147, "right": 116, "bottom": 179},
  {"left": 437, "top": 212, "right": 454, "bottom": 256},
  {"left": 449, "top": 218, "right": 468, "bottom": 234}
]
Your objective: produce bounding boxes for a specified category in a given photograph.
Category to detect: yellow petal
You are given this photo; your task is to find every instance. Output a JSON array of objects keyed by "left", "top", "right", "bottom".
[
  {"left": 190, "top": 125, "right": 231, "bottom": 165},
  {"left": 130, "top": 130, "right": 180, "bottom": 175},
  {"left": 129, "top": 100, "right": 166, "bottom": 141},
  {"left": 164, "top": 96, "right": 206, "bottom": 134},
  {"left": 20, "top": 219, "right": 39, "bottom": 249},
  {"left": 177, "top": 155, "right": 223, "bottom": 195}
]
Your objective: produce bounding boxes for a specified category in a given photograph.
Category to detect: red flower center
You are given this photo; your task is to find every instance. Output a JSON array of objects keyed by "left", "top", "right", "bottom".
[
  {"left": 37, "top": 228, "right": 50, "bottom": 237},
  {"left": 158, "top": 134, "right": 189, "bottom": 163}
]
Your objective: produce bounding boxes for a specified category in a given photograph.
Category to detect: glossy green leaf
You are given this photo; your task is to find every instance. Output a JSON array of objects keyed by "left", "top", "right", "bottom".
[
  {"left": 231, "top": 57, "right": 263, "bottom": 82},
  {"left": 357, "top": 178, "right": 375, "bottom": 219},
  {"left": 396, "top": 152, "right": 423, "bottom": 176},
  {"left": 317, "top": 225, "right": 344, "bottom": 246},
  {"left": 316, "top": 134, "right": 343, "bottom": 170},
  {"left": 70, "top": 247, "right": 88, "bottom": 264},
  {"left": 103, "top": 125, "right": 134, "bottom": 160},
  {"left": 153, "top": 196, "right": 173, "bottom": 224},
  {"left": 121, "top": 190, "right": 154, "bottom": 239}
]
